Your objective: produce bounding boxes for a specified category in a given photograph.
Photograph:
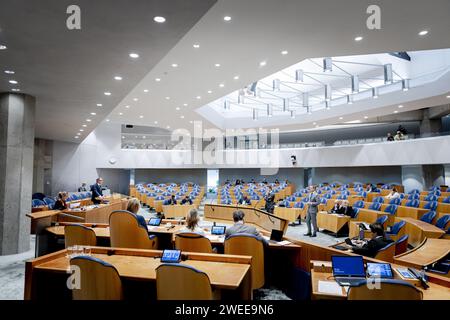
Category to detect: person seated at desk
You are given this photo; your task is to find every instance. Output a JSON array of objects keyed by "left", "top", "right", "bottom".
[
  {"left": 127, "top": 198, "right": 147, "bottom": 229},
  {"left": 53, "top": 192, "right": 68, "bottom": 210},
  {"left": 276, "top": 198, "right": 286, "bottom": 207},
  {"left": 366, "top": 183, "right": 376, "bottom": 193},
  {"left": 235, "top": 179, "right": 241, "bottom": 185},
  {"left": 385, "top": 187, "right": 400, "bottom": 199},
  {"left": 330, "top": 200, "right": 343, "bottom": 214},
  {"left": 339, "top": 200, "right": 356, "bottom": 218},
  {"left": 250, "top": 178, "right": 256, "bottom": 184},
  {"left": 179, "top": 209, "right": 205, "bottom": 235},
  {"left": 238, "top": 195, "right": 251, "bottom": 205},
  {"left": 264, "top": 193, "right": 275, "bottom": 213},
  {"left": 180, "top": 195, "right": 193, "bottom": 205},
  {"left": 262, "top": 178, "right": 268, "bottom": 184},
  {"left": 225, "top": 210, "right": 263, "bottom": 240},
  {"left": 90, "top": 177, "right": 104, "bottom": 204},
  {"left": 224, "top": 179, "right": 231, "bottom": 185},
  {"left": 274, "top": 179, "right": 280, "bottom": 184},
  {"left": 78, "top": 182, "right": 87, "bottom": 192},
  {"left": 166, "top": 195, "right": 177, "bottom": 205},
  {"left": 347, "top": 223, "right": 393, "bottom": 258}
]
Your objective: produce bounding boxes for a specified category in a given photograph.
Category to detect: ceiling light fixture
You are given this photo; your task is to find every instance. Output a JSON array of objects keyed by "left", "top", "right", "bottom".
[
  {"left": 180, "top": 115, "right": 185, "bottom": 119},
  {"left": 114, "top": 76, "right": 122, "bottom": 80},
  {"left": 193, "top": 44, "right": 200, "bottom": 48},
  {"left": 223, "top": 16, "right": 231, "bottom": 22},
  {"left": 74, "top": 136, "right": 79, "bottom": 139},
  {"left": 118, "top": 112, "right": 123, "bottom": 116},
  {"left": 398, "top": 105, "right": 404, "bottom": 108},
  {"left": 79, "top": 129, "right": 84, "bottom": 132},
  {"left": 82, "top": 124, "right": 87, "bottom": 127},
  {"left": 364, "top": 116, "right": 368, "bottom": 119},
  {"left": 104, "top": 92, "right": 111, "bottom": 96},
  {"left": 153, "top": 16, "right": 166, "bottom": 23},
  {"left": 394, "top": 110, "right": 398, "bottom": 114},
  {"left": 11, "top": 88, "right": 20, "bottom": 92},
  {"left": 171, "top": 63, "right": 178, "bottom": 68},
  {"left": 133, "top": 98, "right": 138, "bottom": 101},
  {"left": 155, "top": 78, "right": 161, "bottom": 82},
  {"left": 8, "top": 80, "right": 18, "bottom": 84},
  {"left": 219, "top": 83, "right": 224, "bottom": 88},
  {"left": 143, "top": 89, "right": 149, "bottom": 93},
  {"left": 215, "top": 63, "right": 221, "bottom": 67},
  {"left": 259, "top": 61, "right": 267, "bottom": 67},
  {"left": 418, "top": 30, "right": 428, "bottom": 36},
  {"left": 354, "top": 36, "right": 363, "bottom": 41},
  {"left": 129, "top": 53, "right": 139, "bottom": 59},
  {"left": 0, "top": 45, "right": 7, "bottom": 50},
  {"left": 446, "top": 95, "right": 450, "bottom": 99},
  {"left": 233, "top": 76, "right": 239, "bottom": 80},
  {"left": 166, "top": 126, "right": 170, "bottom": 129},
  {"left": 86, "top": 119, "right": 92, "bottom": 122},
  {"left": 125, "top": 105, "right": 130, "bottom": 109},
  {"left": 90, "top": 112, "right": 96, "bottom": 115},
  {"left": 165, "top": 97, "right": 170, "bottom": 100},
  {"left": 176, "top": 107, "right": 180, "bottom": 110},
  {"left": 339, "top": 117, "right": 343, "bottom": 120},
  {"left": 97, "top": 103, "right": 102, "bottom": 107},
  {"left": 183, "top": 103, "right": 188, "bottom": 106},
  {"left": 139, "top": 115, "right": 144, "bottom": 119},
  {"left": 4, "top": 70, "right": 14, "bottom": 74},
  {"left": 281, "top": 50, "right": 288, "bottom": 55},
  {"left": 105, "top": 119, "right": 110, "bottom": 122},
  {"left": 207, "top": 90, "right": 212, "bottom": 94},
  {"left": 154, "top": 121, "right": 158, "bottom": 124}
]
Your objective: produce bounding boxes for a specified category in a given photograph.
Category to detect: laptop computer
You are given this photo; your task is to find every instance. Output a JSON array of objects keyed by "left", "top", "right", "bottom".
[
  {"left": 270, "top": 229, "right": 284, "bottom": 242},
  {"left": 211, "top": 225, "right": 226, "bottom": 235},
  {"left": 332, "top": 255, "right": 366, "bottom": 286}
]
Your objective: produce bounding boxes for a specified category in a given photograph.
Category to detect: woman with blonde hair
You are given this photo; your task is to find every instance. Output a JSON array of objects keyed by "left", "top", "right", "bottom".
[
  {"left": 126, "top": 198, "right": 147, "bottom": 229},
  {"left": 180, "top": 209, "right": 205, "bottom": 235}
]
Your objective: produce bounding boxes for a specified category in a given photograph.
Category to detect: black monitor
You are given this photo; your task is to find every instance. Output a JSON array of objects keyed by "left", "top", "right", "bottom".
[
  {"left": 161, "top": 250, "right": 181, "bottom": 263},
  {"left": 211, "top": 226, "right": 226, "bottom": 235},
  {"left": 148, "top": 218, "right": 162, "bottom": 226},
  {"left": 331, "top": 255, "right": 366, "bottom": 278},
  {"left": 270, "top": 229, "right": 283, "bottom": 242}
]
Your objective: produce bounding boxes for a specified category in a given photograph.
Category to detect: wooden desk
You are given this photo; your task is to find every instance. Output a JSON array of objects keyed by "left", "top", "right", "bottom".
[
  {"left": 394, "top": 238, "right": 450, "bottom": 270},
  {"left": 273, "top": 206, "right": 301, "bottom": 223},
  {"left": 317, "top": 211, "right": 350, "bottom": 235},
  {"left": 162, "top": 204, "right": 196, "bottom": 218},
  {"left": 204, "top": 204, "right": 289, "bottom": 233},
  {"left": 310, "top": 260, "right": 450, "bottom": 300},
  {"left": 396, "top": 206, "right": 429, "bottom": 220},
  {"left": 25, "top": 247, "right": 252, "bottom": 300},
  {"left": 396, "top": 217, "right": 445, "bottom": 247},
  {"left": 61, "top": 199, "right": 127, "bottom": 224}
]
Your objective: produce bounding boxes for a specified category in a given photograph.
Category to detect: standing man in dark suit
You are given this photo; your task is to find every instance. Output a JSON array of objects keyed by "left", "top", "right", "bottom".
[
  {"left": 304, "top": 186, "right": 319, "bottom": 237},
  {"left": 91, "top": 177, "right": 104, "bottom": 204}
]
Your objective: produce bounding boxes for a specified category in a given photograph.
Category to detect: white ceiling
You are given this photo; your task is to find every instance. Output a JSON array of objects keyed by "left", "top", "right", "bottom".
[{"left": 106, "top": 0, "right": 450, "bottom": 138}]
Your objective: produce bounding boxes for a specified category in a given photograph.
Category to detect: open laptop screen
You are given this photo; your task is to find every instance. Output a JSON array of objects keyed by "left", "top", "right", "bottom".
[{"left": 332, "top": 255, "right": 366, "bottom": 277}]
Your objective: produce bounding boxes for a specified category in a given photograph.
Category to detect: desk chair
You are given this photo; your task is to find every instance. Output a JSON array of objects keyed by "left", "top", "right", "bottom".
[
  {"left": 389, "top": 198, "right": 401, "bottom": 205},
  {"left": 156, "top": 264, "right": 213, "bottom": 300},
  {"left": 419, "top": 211, "right": 437, "bottom": 224},
  {"left": 443, "top": 196, "right": 450, "bottom": 204},
  {"left": 175, "top": 232, "right": 213, "bottom": 253},
  {"left": 375, "top": 215, "right": 389, "bottom": 229},
  {"left": 70, "top": 256, "right": 123, "bottom": 300},
  {"left": 394, "top": 235, "right": 409, "bottom": 255},
  {"left": 32, "top": 199, "right": 46, "bottom": 207},
  {"left": 347, "top": 279, "right": 422, "bottom": 300},
  {"left": 65, "top": 224, "right": 97, "bottom": 248},
  {"left": 225, "top": 234, "right": 265, "bottom": 290},
  {"left": 384, "top": 204, "right": 398, "bottom": 215},
  {"left": 386, "top": 220, "right": 405, "bottom": 242},
  {"left": 353, "top": 200, "right": 365, "bottom": 209},
  {"left": 368, "top": 202, "right": 382, "bottom": 211},
  {"left": 423, "top": 201, "right": 438, "bottom": 211},
  {"left": 405, "top": 199, "right": 420, "bottom": 208},
  {"left": 435, "top": 215, "right": 450, "bottom": 231},
  {"left": 424, "top": 194, "right": 438, "bottom": 202},
  {"left": 374, "top": 241, "right": 396, "bottom": 262},
  {"left": 109, "top": 210, "right": 158, "bottom": 249},
  {"left": 373, "top": 196, "right": 385, "bottom": 203}
]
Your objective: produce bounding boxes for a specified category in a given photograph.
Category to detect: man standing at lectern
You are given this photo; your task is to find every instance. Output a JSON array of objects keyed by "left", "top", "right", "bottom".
[
  {"left": 91, "top": 177, "right": 104, "bottom": 204},
  {"left": 304, "top": 185, "right": 319, "bottom": 237}
]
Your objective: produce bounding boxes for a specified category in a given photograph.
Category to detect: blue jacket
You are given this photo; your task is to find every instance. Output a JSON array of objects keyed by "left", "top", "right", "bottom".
[{"left": 90, "top": 183, "right": 103, "bottom": 203}]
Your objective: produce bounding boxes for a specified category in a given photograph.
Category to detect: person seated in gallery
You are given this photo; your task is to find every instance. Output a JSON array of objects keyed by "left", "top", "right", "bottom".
[
  {"left": 385, "top": 187, "right": 400, "bottom": 199},
  {"left": 53, "top": 192, "right": 68, "bottom": 210},
  {"left": 347, "top": 223, "right": 393, "bottom": 258},
  {"left": 386, "top": 132, "right": 394, "bottom": 141},
  {"left": 166, "top": 194, "right": 177, "bottom": 205},
  {"left": 366, "top": 183, "right": 377, "bottom": 193},
  {"left": 394, "top": 130, "right": 405, "bottom": 141},
  {"left": 78, "top": 182, "right": 88, "bottom": 192},
  {"left": 180, "top": 195, "right": 193, "bottom": 205},
  {"left": 127, "top": 198, "right": 147, "bottom": 229},
  {"left": 238, "top": 195, "right": 251, "bottom": 205}
]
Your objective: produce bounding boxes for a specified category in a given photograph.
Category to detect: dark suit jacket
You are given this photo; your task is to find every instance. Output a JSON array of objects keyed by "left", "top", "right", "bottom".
[
  {"left": 238, "top": 198, "right": 251, "bottom": 205},
  {"left": 53, "top": 200, "right": 67, "bottom": 210},
  {"left": 90, "top": 183, "right": 103, "bottom": 204},
  {"left": 335, "top": 206, "right": 356, "bottom": 218},
  {"left": 352, "top": 236, "right": 392, "bottom": 258},
  {"left": 181, "top": 198, "right": 192, "bottom": 205},
  {"left": 167, "top": 198, "right": 177, "bottom": 205}
]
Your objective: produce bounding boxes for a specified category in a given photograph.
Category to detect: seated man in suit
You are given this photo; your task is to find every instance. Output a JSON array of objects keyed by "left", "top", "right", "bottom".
[
  {"left": 90, "top": 177, "right": 104, "bottom": 204},
  {"left": 330, "top": 200, "right": 343, "bottom": 214},
  {"left": 225, "top": 210, "right": 264, "bottom": 241},
  {"left": 339, "top": 200, "right": 356, "bottom": 218},
  {"left": 167, "top": 194, "right": 177, "bottom": 205},
  {"left": 348, "top": 223, "right": 393, "bottom": 258},
  {"left": 78, "top": 182, "right": 88, "bottom": 192},
  {"left": 180, "top": 195, "right": 193, "bottom": 205},
  {"left": 238, "top": 195, "right": 251, "bottom": 205}
]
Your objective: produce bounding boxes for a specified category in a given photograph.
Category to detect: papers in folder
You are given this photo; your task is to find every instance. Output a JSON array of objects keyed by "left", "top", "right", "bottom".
[{"left": 318, "top": 280, "right": 343, "bottom": 295}]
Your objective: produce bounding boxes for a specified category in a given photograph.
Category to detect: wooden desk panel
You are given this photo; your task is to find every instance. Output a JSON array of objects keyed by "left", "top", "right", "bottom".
[
  {"left": 162, "top": 204, "right": 196, "bottom": 218},
  {"left": 317, "top": 212, "right": 350, "bottom": 234},
  {"left": 396, "top": 206, "right": 429, "bottom": 220},
  {"left": 394, "top": 238, "right": 450, "bottom": 269},
  {"left": 274, "top": 207, "right": 301, "bottom": 223},
  {"left": 396, "top": 217, "right": 445, "bottom": 247}
]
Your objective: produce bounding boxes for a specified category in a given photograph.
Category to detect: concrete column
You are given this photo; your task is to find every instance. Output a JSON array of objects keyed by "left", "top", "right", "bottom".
[
  {"left": 401, "top": 165, "right": 425, "bottom": 193},
  {"left": 444, "top": 164, "right": 450, "bottom": 187},
  {"left": 0, "top": 93, "right": 35, "bottom": 255},
  {"left": 420, "top": 108, "right": 442, "bottom": 137},
  {"left": 423, "top": 164, "right": 445, "bottom": 188}
]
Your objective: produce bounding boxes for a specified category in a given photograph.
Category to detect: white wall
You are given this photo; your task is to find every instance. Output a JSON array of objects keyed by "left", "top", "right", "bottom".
[
  {"left": 445, "top": 164, "right": 450, "bottom": 186},
  {"left": 401, "top": 165, "right": 425, "bottom": 193},
  {"left": 312, "top": 166, "right": 402, "bottom": 186}
]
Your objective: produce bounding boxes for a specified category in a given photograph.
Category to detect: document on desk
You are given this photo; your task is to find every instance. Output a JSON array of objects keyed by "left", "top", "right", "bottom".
[{"left": 318, "top": 280, "right": 343, "bottom": 295}]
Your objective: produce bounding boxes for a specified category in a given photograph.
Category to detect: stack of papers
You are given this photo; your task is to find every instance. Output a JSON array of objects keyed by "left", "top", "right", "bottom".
[{"left": 318, "top": 280, "right": 343, "bottom": 295}]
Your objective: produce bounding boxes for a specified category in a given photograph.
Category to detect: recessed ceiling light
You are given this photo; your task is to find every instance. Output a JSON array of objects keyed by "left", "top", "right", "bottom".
[
  {"left": 104, "top": 92, "right": 111, "bottom": 96},
  {"left": 398, "top": 105, "right": 404, "bottom": 108},
  {"left": 233, "top": 75, "right": 239, "bottom": 80},
  {"left": 183, "top": 103, "right": 188, "bottom": 107},
  {"left": 11, "top": 88, "right": 20, "bottom": 92},
  {"left": 166, "top": 126, "right": 170, "bottom": 129},
  {"left": 446, "top": 95, "right": 450, "bottom": 99},
  {"left": 215, "top": 63, "right": 221, "bottom": 67},
  {"left": 122, "top": 136, "right": 125, "bottom": 139},
  {"left": 219, "top": 83, "right": 224, "bottom": 88},
  {"left": 97, "top": 103, "right": 102, "bottom": 107},
  {"left": 143, "top": 89, "right": 149, "bottom": 93},
  {"left": 189, "top": 120, "right": 193, "bottom": 124},
  {"left": 0, "top": 45, "right": 7, "bottom": 50},
  {"left": 364, "top": 116, "right": 368, "bottom": 119},
  {"left": 223, "top": 16, "right": 231, "bottom": 22},
  {"left": 74, "top": 136, "right": 79, "bottom": 139},
  {"left": 129, "top": 53, "right": 139, "bottom": 59},
  {"left": 133, "top": 98, "right": 138, "bottom": 101},
  {"left": 90, "top": 112, "right": 96, "bottom": 115},
  {"left": 339, "top": 117, "right": 343, "bottom": 120},
  {"left": 259, "top": 61, "right": 267, "bottom": 67},
  {"left": 196, "top": 96, "right": 201, "bottom": 99},
  {"left": 79, "top": 129, "right": 84, "bottom": 132},
  {"left": 165, "top": 97, "right": 170, "bottom": 100},
  {"left": 313, "top": 122, "right": 317, "bottom": 125},
  {"left": 281, "top": 50, "right": 288, "bottom": 55},
  {"left": 193, "top": 44, "right": 200, "bottom": 48},
  {"left": 4, "top": 70, "right": 14, "bottom": 74},
  {"left": 139, "top": 115, "right": 144, "bottom": 118},
  {"left": 155, "top": 78, "right": 161, "bottom": 82},
  {"left": 8, "top": 80, "right": 18, "bottom": 84},
  {"left": 354, "top": 36, "right": 363, "bottom": 41},
  {"left": 207, "top": 90, "right": 212, "bottom": 94},
  {"left": 176, "top": 107, "right": 180, "bottom": 110},
  {"left": 118, "top": 112, "right": 123, "bottom": 116},
  {"left": 143, "top": 136, "right": 146, "bottom": 139},
  {"left": 82, "top": 124, "right": 87, "bottom": 127},
  {"left": 114, "top": 76, "right": 122, "bottom": 81},
  {"left": 105, "top": 119, "right": 110, "bottom": 122},
  {"left": 180, "top": 115, "right": 185, "bottom": 119},
  {"left": 418, "top": 30, "right": 428, "bottom": 36},
  {"left": 171, "top": 63, "right": 178, "bottom": 68},
  {"left": 394, "top": 110, "right": 398, "bottom": 114},
  {"left": 153, "top": 16, "right": 166, "bottom": 23},
  {"left": 86, "top": 119, "right": 92, "bottom": 122},
  {"left": 125, "top": 105, "right": 130, "bottom": 109},
  {"left": 154, "top": 121, "right": 158, "bottom": 124}
]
